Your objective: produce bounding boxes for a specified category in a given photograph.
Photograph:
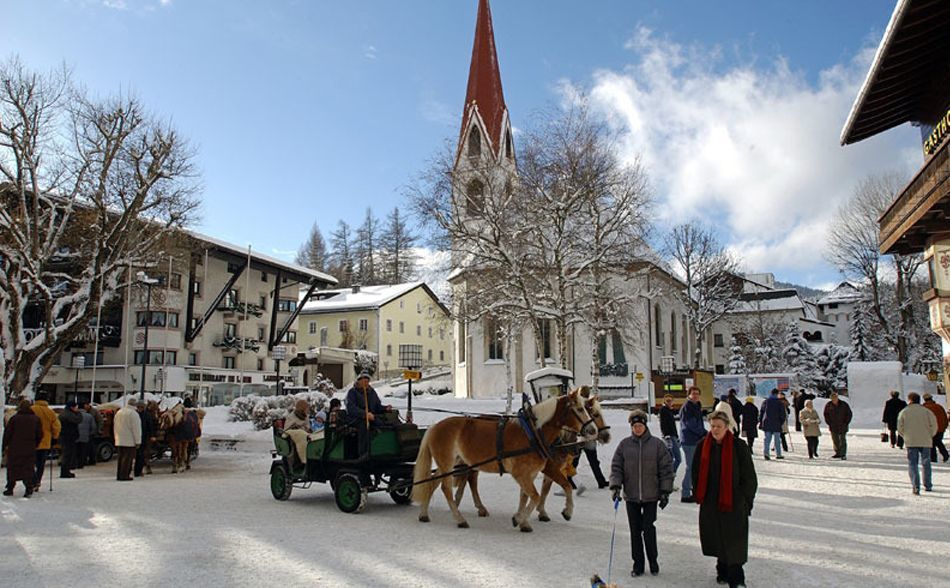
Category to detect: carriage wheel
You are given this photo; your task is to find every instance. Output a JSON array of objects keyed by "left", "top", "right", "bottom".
[
  {"left": 96, "top": 442, "right": 115, "bottom": 463},
  {"left": 270, "top": 464, "right": 293, "bottom": 501},
  {"left": 334, "top": 473, "right": 367, "bottom": 513},
  {"left": 389, "top": 478, "right": 413, "bottom": 505}
]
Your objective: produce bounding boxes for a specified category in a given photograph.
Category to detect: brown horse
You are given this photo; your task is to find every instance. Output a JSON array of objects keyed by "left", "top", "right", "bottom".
[
  {"left": 411, "top": 390, "right": 595, "bottom": 532},
  {"left": 454, "top": 392, "right": 612, "bottom": 522},
  {"left": 159, "top": 404, "right": 200, "bottom": 473}
]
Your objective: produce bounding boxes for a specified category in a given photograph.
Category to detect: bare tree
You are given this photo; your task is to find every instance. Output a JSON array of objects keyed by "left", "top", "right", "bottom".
[
  {"left": 826, "top": 172, "right": 920, "bottom": 366},
  {"left": 328, "top": 220, "right": 355, "bottom": 287},
  {"left": 379, "top": 206, "right": 418, "bottom": 284},
  {"left": 0, "top": 58, "right": 199, "bottom": 401},
  {"left": 294, "top": 222, "right": 327, "bottom": 272},
  {"left": 355, "top": 207, "right": 380, "bottom": 285},
  {"left": 664, "top": 222, "right": 742, "bottom": 368}
]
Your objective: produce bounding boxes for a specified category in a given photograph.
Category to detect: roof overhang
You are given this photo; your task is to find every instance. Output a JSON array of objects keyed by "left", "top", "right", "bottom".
[{"left": 841, "top": 0, "right": 950, "bottom": 145}]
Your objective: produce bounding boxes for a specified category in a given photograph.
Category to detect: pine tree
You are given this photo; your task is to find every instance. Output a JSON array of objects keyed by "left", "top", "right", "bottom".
[
  {"left": 329, "top": 220, "right": 355, "bottom": 287},
  {"left": 728, "top": 337, "right": 747, "bottom": 375},
  {"left": 782, "top": 322, "right": 817, "bottom": 388},
  {"left": 379, "top": 206, "right": 418, "bottom": 284},
  {"left": 355, "top": 207, "right": 380, "bottom": 285},
  {"left": 295, "top": 222, "right": 328, "bottom": 272},
  {"left": 849, "top": 300, "right": 872, "bottom": 361}
]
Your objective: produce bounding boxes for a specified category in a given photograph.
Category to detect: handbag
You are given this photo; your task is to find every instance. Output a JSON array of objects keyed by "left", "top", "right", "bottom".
[{"left": 880, "top": 426, "right": 889, "bottom": 443}]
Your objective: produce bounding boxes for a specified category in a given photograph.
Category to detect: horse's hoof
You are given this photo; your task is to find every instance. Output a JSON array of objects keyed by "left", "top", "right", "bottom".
[
  {"left": 511, "top": 516, "right": 518, "bottom": 528},
  {"left": 561, "top": 511, "right": 572, "bottom": 521},
  {"left": 457, "top": 521, "right": 469, "bottom": 528},
  {"left": 477, "top": 509, "right": 489, "bottom": 518},
  {"left": 419, "top": 515, "right": 430, "bottom": 523},
  {"left": 538, "top": 514, "right": 551, "bottom": 522},
  {"left": 520, "top": 525, "right": 533, "bottom": 533}
]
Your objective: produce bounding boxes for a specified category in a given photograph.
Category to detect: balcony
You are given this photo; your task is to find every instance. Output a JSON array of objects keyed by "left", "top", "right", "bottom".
[
  {"left": 68, "top": 325, "right": 123, "bottom": 348},
  {"left": 212, "top": 335, "right": 261, "bottom": 353},
  {"left": 217, "top": 300, "right": 264, "bottom": 318},
  {"left": 599, "top": 363, "right": 629, "bottom": 377}
]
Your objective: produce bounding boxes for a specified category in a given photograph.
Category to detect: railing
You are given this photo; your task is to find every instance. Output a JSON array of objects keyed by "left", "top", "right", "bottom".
[
  {"left": 69, "top": 325, "right": 123, "bottom": 347},
  {"left": 212, "top": 335, "right": 261, "bottom": 353},
  {"left": 217, "top": 301, "right": 264, "bottom": 317},
  {"left": 599, "top": 363, "right": 629, "bottom": 377}
]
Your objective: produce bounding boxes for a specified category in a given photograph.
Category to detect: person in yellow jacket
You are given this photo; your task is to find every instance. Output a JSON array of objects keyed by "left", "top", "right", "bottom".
[{"left": 30, "top": 392, "right": 61, "bottom": 492}]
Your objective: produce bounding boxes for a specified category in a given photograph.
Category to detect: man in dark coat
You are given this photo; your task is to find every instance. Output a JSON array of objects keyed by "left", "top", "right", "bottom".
[
  {"left": 823, "top": 393, "right": 853, "bottom": 459},
  {"left": 58, "top": 401, "right": 83, "bottom": 478},
  {"left": 881, "top": 391, "right": 907, "bottom": 448},
  {"left": 726, "top": 390, "right": 744, "bottom": 432},
  {"left": 740, "top": 397, "right": 759, "bottom": 452},
  {"left": 3, "top": 400, "right": 42, "bottom": 497},
  {"left": 759, "top": 389, "right": 786, "bottom": 460},
  {"left": 692, "top": 410, "right": 757, "bottom": 588},
  {"left": 134, "top": 402, "right": 159, "bottom": 477},
  {"left": 345, "top": 372, "right": 391, "bottom": 455},
  {"left": 658, "top": 395, "right": 682, "bottom": 476}
]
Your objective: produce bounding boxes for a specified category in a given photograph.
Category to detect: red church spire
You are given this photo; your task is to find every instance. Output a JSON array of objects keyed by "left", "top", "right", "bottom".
[{"left": 459, "top": 0, "right": 509, "bottom": 157}]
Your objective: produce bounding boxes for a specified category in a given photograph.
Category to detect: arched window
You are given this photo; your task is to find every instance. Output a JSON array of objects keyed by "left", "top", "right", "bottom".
[
  {"left": 468, "top": 126, "right": 482, "bottom": 158},
  {"left": 670, "top": 311, "right": 677, "bottom": 351},
  {"left": 466, "top": 179, "right": 484, "bottom": 213},
  {"left": 654, "top": 304, "right": 663, "bottom": 348},
  {"left": 505, "top": 129, "right": 513, "bottom": 160}
]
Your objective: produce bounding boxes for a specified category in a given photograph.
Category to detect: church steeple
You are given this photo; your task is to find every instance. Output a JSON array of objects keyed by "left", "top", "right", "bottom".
[{"left": 458, "top": 0, "right": 512, "bottom": 161}]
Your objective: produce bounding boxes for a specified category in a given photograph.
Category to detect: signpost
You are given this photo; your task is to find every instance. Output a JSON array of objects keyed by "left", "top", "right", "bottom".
[
  {"left": 272, "top": 345, "right": 287, "bottom": 394},
  {"left": 399, "top": 345, "right": 423, "bottom": 423}
]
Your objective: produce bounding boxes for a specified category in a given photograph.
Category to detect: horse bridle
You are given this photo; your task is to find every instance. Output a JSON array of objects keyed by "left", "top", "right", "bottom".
[{"left": 585, "top": 398, "right": 611, "bottom": 435}]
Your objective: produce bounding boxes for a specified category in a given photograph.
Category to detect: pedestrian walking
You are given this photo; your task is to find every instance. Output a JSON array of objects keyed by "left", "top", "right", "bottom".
[
  {"left": 691, "top": 410, "right": 758, "bottom": 588},
  {"left": 76, "top": 406, "right": 96, "bottom": 470},
  {"left": 882, "top": 391, "right": 907, "bottom": 449},
  {"left": 823, "top": 393, "right": 853, "bottom": 460},
  {"left": 778, "top": 392, "right": 791, "bottom": 452},
  {"left": 922, "top": 393, "right": 949, "bottom": 463},
  {"left": 793, "top": 389, "right": 815, "bottom": 433},
  {"left": 30, "top": 392, "right": 61, "bottom": 492},
  {"left": 3, "top": 400, "right": 42, "bottom": 498},
  {"left": 58, "top": 401, "right": 82, "bottom": 478},
  {"left": 714, "top": 395, "right": 739, "bottom": 433},
  {"left": 799, "top": 400, "right": 821, "bottom": 459},
  {"left": 609, "top": 409, "right": 674, "bottom": 578},
  {"left": 897, "top": 392, "right": 937, "bottom": 495},
  {"left": 659, "top": 395, "right": 682, "bottom": 476},
  {"left": 679, "top": 386, "right": 707, "bottom": 503},
  {"left": 727, "top": 389, "right": 744, "bottom": 433},
  {"left": 113, "top": 398, "right": 142, "bottom": 481},
  {"left": 575, "top": 386, "right": 609, "bottom": 489},
  {"left": 759, "top": 389, "right": 786, "bottom": 460},
  {"left": 740, "top": 397, "right": 759, "bottom": 452}
]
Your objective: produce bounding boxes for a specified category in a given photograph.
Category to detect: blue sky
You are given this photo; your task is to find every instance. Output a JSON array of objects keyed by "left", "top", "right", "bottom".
[{"left": 3, "top": 0, "right": 918, "bottom": 289}]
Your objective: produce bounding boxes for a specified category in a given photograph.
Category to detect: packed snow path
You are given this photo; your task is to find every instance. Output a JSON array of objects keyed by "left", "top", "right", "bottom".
[{"left": 1, "top": 401, "right": 948, "bottom": 587}]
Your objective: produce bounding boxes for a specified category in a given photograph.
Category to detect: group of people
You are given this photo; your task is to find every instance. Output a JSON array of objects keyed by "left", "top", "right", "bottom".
[
  {"left": 612, "top": 390, "right": 757, "bottom": 588},
  {"left": 2, "top": 393, "right": 200, "bottom": 495},
  {"left": 883, "top": 390, "right": 949, "bottom": 495}
]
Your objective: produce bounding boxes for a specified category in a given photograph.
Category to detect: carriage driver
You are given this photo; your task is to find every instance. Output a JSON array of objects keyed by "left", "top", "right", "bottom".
[{"left": 345, "top": 372, "right": 392, "bottom": 454}]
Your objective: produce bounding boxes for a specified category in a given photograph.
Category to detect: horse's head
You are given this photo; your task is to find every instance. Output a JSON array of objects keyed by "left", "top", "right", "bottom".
[
  {"left": 561, "top": 390, "right": 597, "bottom": 440},
  {"left": 585, "top": 396, "right": 611, "bottom": 444}
]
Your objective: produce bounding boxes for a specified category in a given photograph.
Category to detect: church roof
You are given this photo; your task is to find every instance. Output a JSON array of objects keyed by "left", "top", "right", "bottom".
[{"left": 459, "top": 0, "right": 509, "bottom": 157}]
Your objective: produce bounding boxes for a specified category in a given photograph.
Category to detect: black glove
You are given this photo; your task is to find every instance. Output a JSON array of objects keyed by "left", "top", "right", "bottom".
[
  {"left": 610, "top": 487, "right": 621, "bottom": 502},
  {"left": 658, "top": 494, "right": 669, "bottom": 510}
]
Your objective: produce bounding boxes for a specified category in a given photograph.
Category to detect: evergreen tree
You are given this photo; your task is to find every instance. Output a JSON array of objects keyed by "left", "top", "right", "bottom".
[
  {"left": 295, "top": 222, "right": 328, "bottom": 272},
  {"left": 728, "top": 336, "right": 747, "bottom": 375},
  {"left": 782, "top": 322, "right": 817, "bottom": 388},
  {"left": 849, "top": 300, "right": 872, "bottom": 361},
  {"left": 379, "top": 206, "right": 418, "bottom": 284},
  {"left": 355, "top": 207, "right": 380, "bottom": 285},
  {"left": 329, "top": 220, "right": 355, "bottom": 287}
]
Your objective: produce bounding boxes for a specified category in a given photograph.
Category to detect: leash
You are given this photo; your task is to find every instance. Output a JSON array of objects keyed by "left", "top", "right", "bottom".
[{"left": 607, "top": 497, "right": 620, "bottom": 585}]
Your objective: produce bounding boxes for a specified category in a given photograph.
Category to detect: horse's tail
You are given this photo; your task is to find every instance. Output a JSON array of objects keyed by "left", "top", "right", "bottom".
[{"left": 411, "top": 428, "right": 437, "bottom": 504}]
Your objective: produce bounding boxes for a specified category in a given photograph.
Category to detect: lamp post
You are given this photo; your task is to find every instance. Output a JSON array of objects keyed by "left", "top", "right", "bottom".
[
  {"left": 136, "top": 271, "right": 159, "bottom": 404},
  {"left": 72, "top": 355, "right": 86, "bottom": 403},
  {"left": 272, "top": 345, "right": 287, "bottom": 395}
]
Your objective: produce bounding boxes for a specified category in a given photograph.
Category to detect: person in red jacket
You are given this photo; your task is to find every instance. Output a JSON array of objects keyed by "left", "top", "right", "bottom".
[{"left": 922, "top": 393, "right": 949, "bottom": 463}]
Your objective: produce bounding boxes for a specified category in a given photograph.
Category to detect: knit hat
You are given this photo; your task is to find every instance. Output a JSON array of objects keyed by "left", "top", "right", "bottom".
[
  {"left": 628, "top": 409, "right": 648, "bottom": 426},
  {"left": 357, "top": 371, "right": 371, "bottom": 381},
  {"left": 65, "top": 400, "right": 77, "bottom": 409}
]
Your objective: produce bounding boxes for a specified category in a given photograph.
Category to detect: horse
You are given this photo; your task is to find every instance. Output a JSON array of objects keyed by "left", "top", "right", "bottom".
[
  {"left": 411, "top": 390, "right": 596, "bottom": 532},
  {"left": 454, "top": 391, "right": 612, "bottom": 522},
  {"left": 158, "top": 404, "right": 200, "bottom": 473}
]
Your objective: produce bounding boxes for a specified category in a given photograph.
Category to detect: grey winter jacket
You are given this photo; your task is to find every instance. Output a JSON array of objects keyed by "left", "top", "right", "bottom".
[
  {"left": 77, "top": 411, "right": 97, "bottom": 443},
  {"left": 609, "top": 429, "right": 674, "bottom": 503}
]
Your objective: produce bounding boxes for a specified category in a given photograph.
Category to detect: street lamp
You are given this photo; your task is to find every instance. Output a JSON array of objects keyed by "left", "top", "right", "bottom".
[
  {"left": 136, "top": 271, "right": 159, "bottom": 404},
  {"left": 72, "top": 355, "right": 86, "bottom": 403},
  {"left": 660, "top": 355, "right": 675, "bottom": 403},
  {"left": 272, "top": 345, "right": 287, "bottom": 395}
]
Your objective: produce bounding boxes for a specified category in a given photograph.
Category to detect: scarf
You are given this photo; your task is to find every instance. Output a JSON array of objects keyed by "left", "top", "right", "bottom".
[{"left": 695, "top": 430, "right": 734, "bottom": 512}]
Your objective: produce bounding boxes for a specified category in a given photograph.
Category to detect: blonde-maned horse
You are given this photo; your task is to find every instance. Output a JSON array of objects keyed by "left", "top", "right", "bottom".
[
  {"left": 411, "top": 390, "right": 595, "bottom": 532},
  {"left": 159, "top": 404, "right": 200, "bottom": 473},
  {"left": 454, "top": 392, "right": 611, "bottom": 522}
]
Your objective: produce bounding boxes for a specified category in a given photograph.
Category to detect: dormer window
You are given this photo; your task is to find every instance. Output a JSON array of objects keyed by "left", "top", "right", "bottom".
[{"left": 468, "top": 126, "right": 482, "bottom": 158}]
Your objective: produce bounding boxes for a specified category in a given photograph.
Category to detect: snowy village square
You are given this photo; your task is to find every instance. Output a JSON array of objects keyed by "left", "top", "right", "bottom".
[{"left": 2, "top": 1, "right": 950, "bottom": 587}]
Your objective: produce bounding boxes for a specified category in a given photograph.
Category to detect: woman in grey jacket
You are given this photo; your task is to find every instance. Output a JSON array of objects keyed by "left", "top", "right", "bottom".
[{"left": 609, "top": 409, "right": 674, "bottom": 578}]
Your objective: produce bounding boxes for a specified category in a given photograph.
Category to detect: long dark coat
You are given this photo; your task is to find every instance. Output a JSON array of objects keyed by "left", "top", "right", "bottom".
[
  {"left": 882, "top": 397, "right": 906, "bottom": 430},
  {"left": 3, "top": 408, "right": 42, "bottom": 483},
  {"left": 691, "top": 434, "right": 758, "bottom": 566},
  {"left": 741, "top": 403, "right": 759, "bottom": 439}
]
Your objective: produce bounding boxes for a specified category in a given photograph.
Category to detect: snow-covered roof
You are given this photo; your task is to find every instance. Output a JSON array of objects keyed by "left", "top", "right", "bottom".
[
  {"left": 525, "top": 367, "right": 573, "bottom": 383},
  {"left": 299, "top": 282, "right": 446, "bottom": 314},
  {"left": 732, "top": 289, "right": 806, "bottom": 314},
  {"left": 817, "top": 282, "right": 863, "bottom": 306},
  {"left": 186, "top": 229, "right": 337, "bottom": 286}
]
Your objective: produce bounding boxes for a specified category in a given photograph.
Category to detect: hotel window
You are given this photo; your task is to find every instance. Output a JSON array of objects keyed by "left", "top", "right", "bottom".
[
  {"left": 386, "top": 344, "right": 392, "bottom": 356},
  {"left": 339, "top": 320, "right": 349, "bottom": 332},
  {"left": 134, "top": 350, "right": 174, "bottom": 365},
  {"left": 167, "top": 312, "right": 179, "bottom": 328},
  {"left": 281, "top": 331, "right": 297, "bottom": 344},
  {"left": 399, "top": 321, "right": 404, "bottom": 334},
  {"left": 439, "top": 350, "right": 444, "bottom": 362},
  {"left": 428, "top": 327, "right": 433, "bottom": 338},
  {"left": 225, "top": 289, "right": 239, "bottom": 306},
  {"left": 486, "top": 317, "right": 504, "bottom": 361},
  {"left": 428, "top": 349, "right": 433, "bottom": 362},
  {"left": 188, "top": 352, "right": 198, "bottom": 366},
  {"left": 386, "top": 319, "right": 392, "bottom": 332},
  {"left": 223, "top": 356, "right": 235, "bottom": 369},
  {"left": 359, "top": 319, "right": 368, "bottom": 331},
  {"left": 309, "top": 321, "right": 317, "bottom": 335},
  {"left": 417, "top": 302, "right": 422, "bottom": 313},
  {"left": 225, "top": 323, "right": 237, "bottom": 338},
  {"left": 440, "top": 328, "right": 445, "bottom": 340},
  {"left": 277, "top": 299, "right": 297, "bottom": 313},
  {"left": 193, "top": 280, "right": 202, "bottom": 298},
  {"left": 416, "top": 325, "right": 422, "bottom": 336}
]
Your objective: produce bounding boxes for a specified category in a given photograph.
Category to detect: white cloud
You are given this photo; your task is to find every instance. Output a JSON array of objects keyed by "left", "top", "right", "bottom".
[
  {"left": 364, "top": 45, "right": 378, "bottom": 60},
  {"left": 570, "top": 27, "right": 920, "bottom": 284}
]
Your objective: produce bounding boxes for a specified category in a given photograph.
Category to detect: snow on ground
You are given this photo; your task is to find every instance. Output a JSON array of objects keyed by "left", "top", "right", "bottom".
[{"left": 2, "top": 396, "right": 949, "bottom": 587}]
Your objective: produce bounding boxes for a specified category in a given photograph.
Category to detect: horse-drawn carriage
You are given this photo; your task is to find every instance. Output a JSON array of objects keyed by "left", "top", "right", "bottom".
[{"left": 269, "top": 411, "right": 424, "bottom": 513}]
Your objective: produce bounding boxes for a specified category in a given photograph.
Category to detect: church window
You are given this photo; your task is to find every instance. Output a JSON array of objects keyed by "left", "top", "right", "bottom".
[
  {"left": 468, "top": 126, "right": 482, "bottom": 158},
  {"left": 466, "top": 180, "right": 484, "bottom": 214}
]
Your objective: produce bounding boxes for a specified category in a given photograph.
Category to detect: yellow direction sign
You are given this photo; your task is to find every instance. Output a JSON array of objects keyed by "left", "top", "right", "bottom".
[
  {"left": 403, "top": 370, "right": 422, "bottom": 381},
  {"left": 635, "top": 372, "right": 645, "bottom": 382}
]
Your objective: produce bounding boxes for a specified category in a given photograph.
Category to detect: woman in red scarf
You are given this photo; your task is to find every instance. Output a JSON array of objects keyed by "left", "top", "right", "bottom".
[{"left": 691, "top": 410, "right": 757, "bottom": 588}]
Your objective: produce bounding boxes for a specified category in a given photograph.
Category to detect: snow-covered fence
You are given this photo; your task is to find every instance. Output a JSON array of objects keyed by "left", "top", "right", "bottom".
[{"left": 227, "top": 391, "right": 332, "bottom": 431}]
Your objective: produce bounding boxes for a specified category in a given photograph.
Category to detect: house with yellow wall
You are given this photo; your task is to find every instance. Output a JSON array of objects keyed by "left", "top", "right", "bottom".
[{"left": 297, "top": 282, "right": 451, "bottom": 379}]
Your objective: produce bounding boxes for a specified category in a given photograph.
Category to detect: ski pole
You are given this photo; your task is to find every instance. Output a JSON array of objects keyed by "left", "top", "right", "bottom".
[
  {"left": 607, "top": 497, "right": 620, "bottom": 585},
  {"left": 49, "top": 450, "right": 53, "bottom": 492}
]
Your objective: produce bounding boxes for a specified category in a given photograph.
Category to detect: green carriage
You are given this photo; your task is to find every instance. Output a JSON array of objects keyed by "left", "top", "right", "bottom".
[{"left": 269, "top": 412, "right": 424, "bottom": 513}]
